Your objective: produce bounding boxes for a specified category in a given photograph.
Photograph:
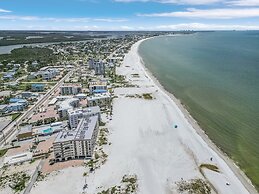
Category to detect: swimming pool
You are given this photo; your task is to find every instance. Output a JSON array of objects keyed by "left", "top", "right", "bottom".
[{"left": 42, "top": 128, "right": 53, "bottom": 135}]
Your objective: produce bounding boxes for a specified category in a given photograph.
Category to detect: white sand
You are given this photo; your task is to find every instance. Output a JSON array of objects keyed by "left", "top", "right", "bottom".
[{"left": 31, "top": 39, "right": 257, "bottom": 194}]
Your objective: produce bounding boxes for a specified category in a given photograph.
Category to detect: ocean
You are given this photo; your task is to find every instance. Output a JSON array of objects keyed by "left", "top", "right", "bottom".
[{"left": 138, "top": 31, "right": 259, "bottom": 190}]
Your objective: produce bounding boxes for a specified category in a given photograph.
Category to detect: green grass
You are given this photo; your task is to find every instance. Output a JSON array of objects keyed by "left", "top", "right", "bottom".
[
  {"left": 11, "top": 113, "right": 21, "bottom": 121},
  {"left": 0, "top": 149, "right": 8, "bottom": 157}
]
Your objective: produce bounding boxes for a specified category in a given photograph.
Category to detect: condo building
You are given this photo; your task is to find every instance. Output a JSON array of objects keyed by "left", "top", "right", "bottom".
[
  {"left": 53, "top": 116, "right": 99, "bottom": 161},
  {"left": 60, "top": 84, "right": 82, "bottom": 95}
]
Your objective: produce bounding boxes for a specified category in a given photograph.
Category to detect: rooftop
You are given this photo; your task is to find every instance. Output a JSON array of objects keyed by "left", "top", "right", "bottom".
[
  {"left": 61, "top": 83, "right": 82, "bottom": 87},
  {"left": 18, "top": 125, "right": 32, "bottom": 135},
  {"left": 68, "top": 106, "right": 100, "bottom": 116},
  {"left": 57, "top": 98, "right": 79, "bottom": 111},
  {"left": 87, "top": 93, "right": 110, "bottom": 101},
  {"left": 54, "top": 115, "right": 98, "bottom": 143}
]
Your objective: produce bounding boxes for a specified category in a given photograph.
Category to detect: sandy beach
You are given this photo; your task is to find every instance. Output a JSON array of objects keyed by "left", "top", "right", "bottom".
[{"left": 30, "top": 38, "right": 257, "bottom": 194}]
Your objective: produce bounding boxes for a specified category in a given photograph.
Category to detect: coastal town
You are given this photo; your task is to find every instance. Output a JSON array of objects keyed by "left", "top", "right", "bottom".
[
  {"left": 0, "top": 31, "right": 257, "bottom": 194},
  {"left": 0, "top": 33, "right": 162, "bottom": 194}
]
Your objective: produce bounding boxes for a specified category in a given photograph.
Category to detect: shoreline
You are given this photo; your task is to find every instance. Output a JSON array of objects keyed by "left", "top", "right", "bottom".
[{"left": 135, "top": 37, "right": 258, "bottom": 194}]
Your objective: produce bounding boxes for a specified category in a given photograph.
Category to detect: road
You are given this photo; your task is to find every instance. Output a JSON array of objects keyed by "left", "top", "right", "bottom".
[{"left": 0, "top": 70, "right": 73, "bottom": 147}]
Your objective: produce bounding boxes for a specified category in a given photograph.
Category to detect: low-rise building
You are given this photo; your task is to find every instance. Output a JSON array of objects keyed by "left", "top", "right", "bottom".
[
  {"left": 60, "top": 84, "right": 82, "bottom": 95},
  {"left": 0, "top": 91, "right": 11, "bottom": 100},
  {"left": 7, "top": 103, "right": 26, "bottom": 111},
  {"left": 31, "top": 83, "right": 45, "bottom": 92},
  {"left": 8, "top": 98, "right": 28, "bottom": 111},
  {"left": 53, "top": 116, "right": 99, "bottom": 161},
  {"left": 3, "top": 152, "right": 33, "bottom": 166},
  {"left": 89, "top": 81, "right": 107, "bottom": 94},
  {"left": 40, "top": 68, "right": 59, "bottom": 81},
  {"left": 17, "top": 125, "right": 33, "bottom": 141},
  {"left": 3, "top": 71, "right": 15, "bottom": 80},
  {"left": 87, "top": 93, "right": 111, "bottom": 107},
  {"left": 0, "top": 104, "right": 9, "bottom": 115},
  {"left": 20, "top": 91, "right": 39, "bottom": 99}
]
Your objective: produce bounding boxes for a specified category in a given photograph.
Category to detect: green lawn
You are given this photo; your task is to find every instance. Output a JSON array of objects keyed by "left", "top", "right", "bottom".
[
  {"left": 11, "top": 113, "right": 21, "bottom": 121},
  {"left": 0, "top": 149, "right": 8, "bottom": 157}
]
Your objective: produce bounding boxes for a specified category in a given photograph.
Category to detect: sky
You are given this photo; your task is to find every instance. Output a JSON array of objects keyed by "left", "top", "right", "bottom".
[{"left": 0, "top": 0, "right": 259, "bottom": 30}]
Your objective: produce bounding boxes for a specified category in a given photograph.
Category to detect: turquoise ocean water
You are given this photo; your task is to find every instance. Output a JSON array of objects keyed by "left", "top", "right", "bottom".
[{"left": 139, "top": 31, "right": 259, "bottom": 190}]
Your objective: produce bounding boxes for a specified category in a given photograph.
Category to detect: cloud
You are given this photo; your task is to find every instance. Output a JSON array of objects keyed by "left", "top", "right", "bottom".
[
  {"left": 155, "top": 23, "right": 259, "bottom": 30},
  {"left": 138, "top": 8, "right": 259, "bottom": 19},
  {"left": 1, "top": 22, "right": 259, "bottom": 31},
  {"left": 0, "top": 15, "right": 128, "bottom": 23},
  {"left": 0, "top": 15, "right": 38, "bottom": 21},
  {"left": 227, "top": 0, "right": 259, "bottom": 6},
  {"left": 93, "top": 18, "right": 128, "bottom": 22},
  {"left": 114, "top": 0, "right": 222, "bottom": 5},
  {"left": 0, "top": 8, "right": 12, "bottom": 13}
]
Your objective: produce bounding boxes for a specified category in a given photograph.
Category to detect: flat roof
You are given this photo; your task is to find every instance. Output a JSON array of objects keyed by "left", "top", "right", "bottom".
[
  {"left": 61, "top": 83, "right": 82, "bottom": 87},
  {"left": 18, "top": 125, "right": 32, "bottom": 135},
  {"left": 0, "top": 91, "right": 11, "bottom": 97},
  {"left": 87, "top": 93, "right": 110, "bottom": 101},
  {"left": 68, "top": 106, "right": 100, "bottom": 116},
  {"left": 58, "top": 98, "right": 79, "bottom": 110},
  {"left": 48, "top": 98, "right": 57, "bottom": 105},
  {"left": 54, "top": 115, "right": 98, "bottom": 143},
  {"left": 4, "top": 152, "right": 33, "bottom": 166}
]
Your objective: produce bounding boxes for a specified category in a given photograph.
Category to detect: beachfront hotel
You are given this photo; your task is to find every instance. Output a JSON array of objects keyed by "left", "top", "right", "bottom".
[{"left": 53, "top": 116, "right": 99, "bottom": 161}]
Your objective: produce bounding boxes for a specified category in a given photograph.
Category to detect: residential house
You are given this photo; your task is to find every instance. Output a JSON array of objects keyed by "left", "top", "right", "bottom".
[{"left": 31, "top": 83, "right": 45, "bottom": 92}]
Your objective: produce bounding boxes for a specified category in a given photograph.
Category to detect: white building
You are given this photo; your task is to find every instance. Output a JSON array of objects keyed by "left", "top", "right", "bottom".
[
  {"left": 40, "top": 68, "right": 59, "bottom": 81},
  {"left": 57, "top": 98, "right": 79, "bottom": 118},
  {"left": 53, "top": 116, "right": 99, "bottom": 161},
  {"left": 60, "top": 84, "right": 82, "bottom": 95},
  {"left": 87, "top": 93, "right": 111, "bottom": 107},
  {"left": 3, "top": 152, "right": 33, "bottom": 166},
  {"left": 68, "top": 106, "right": 100, "bottom": 129}
]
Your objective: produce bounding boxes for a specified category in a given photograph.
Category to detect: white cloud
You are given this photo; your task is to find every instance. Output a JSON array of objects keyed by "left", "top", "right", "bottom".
[
  {"left": 93, "top": 18, "right": 128, "bottom": 22},
  {"left": 114, "top": 0, "right": 222, "bottom": 5},
  {"left": 1, "top": 22, "right": 259, "bottom": 31},
  {"left": 155, "top": 23, "right": 259, "bottom": 30},
  {"left": 138, "top": 8, "right": 259, "bottom": 19},
  {"left": 227, "top": 0, "right": 259, "bottom": 6},
  {"left": 0, "top": 15, "right": 38, "bottom": 21},
  {"left": 0, "top": 15, "right": 128, "bottom": 23},
  {"left": 0, "top": 8, "right": 12, "bottom": 13}
]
